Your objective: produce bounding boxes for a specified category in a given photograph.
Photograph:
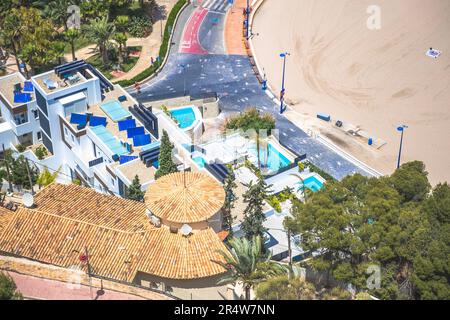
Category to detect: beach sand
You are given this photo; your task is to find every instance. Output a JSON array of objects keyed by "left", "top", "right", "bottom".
[{"left": 252, "top": 0, "right": 450, "bottom": 184}]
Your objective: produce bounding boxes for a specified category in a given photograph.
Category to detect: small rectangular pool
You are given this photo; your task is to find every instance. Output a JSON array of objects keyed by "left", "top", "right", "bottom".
[
  {"left": 297, "top": 175, "right": 324, "bottom": 192},
  {"left": 249, "top": 143, "right": 292, "bottom": 173},
  {"left": 170, "top": 107, "right": 196, "bottom": 129}
]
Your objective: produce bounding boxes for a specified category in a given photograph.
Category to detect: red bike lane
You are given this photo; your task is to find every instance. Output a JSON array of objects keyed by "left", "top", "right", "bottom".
[{"left": 179, "top": 7, "right": 209, "bottom": 54}]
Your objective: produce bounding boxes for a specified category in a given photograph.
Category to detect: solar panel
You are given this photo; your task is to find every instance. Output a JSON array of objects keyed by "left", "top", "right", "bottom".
[
  {"left": 127, "top": 126, "right": 145, "bottom": 139},
  {"left": 118, "top": 119, "right": 136, "bottom": 131},
  {"left": 70, "top": 113, "right": 88, "bottom": 125},
  {"left": 89, "top": 116, "right": 107, "bottom": 127},
  {"left": 133, "top": 134, "right": 151, "bottom": 147}
]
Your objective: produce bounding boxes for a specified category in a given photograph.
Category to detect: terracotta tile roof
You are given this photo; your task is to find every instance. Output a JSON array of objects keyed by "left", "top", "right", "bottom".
[
  {"left": 0, "top": 207, "right": 14, "bottom": 235},
  {"left": 137, "top": 228, "right": 227, "bottom": 280},
  {"left": 34, "top": 183, "right": 150, "bottom": 232},
  {"left": 145, "top": 172, "right": 225, "bottom": 224},
  {"left": 0, "top": 184, "right": 227, "bottom": 281}
]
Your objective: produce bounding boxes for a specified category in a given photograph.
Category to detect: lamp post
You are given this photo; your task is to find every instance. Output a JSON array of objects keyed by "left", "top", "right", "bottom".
[
  {"left": 245, "top": 0, "right": 250, "bottom": 39},
  {"left": 396, "top": 125, "right": 408, "bottom": 169},
  {"left": 279, "top": 52, "right": 290, "bottom": 114}
]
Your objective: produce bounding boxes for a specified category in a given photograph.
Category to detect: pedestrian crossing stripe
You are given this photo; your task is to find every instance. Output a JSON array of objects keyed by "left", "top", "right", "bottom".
[{"left": 201, "top": 0, "right": 231, "bottom": 13}]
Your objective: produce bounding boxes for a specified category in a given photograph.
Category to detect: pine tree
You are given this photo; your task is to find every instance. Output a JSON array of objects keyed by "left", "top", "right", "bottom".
[
  {"left": 155, "top": 130, "right": 178, "bottom": 180},
  {"left": 222, "top": 167, "right": 238, "bottom": 231},
  {"left": 241, "top": 176, "right": 271, "bottom": 240},
  {"left": 127, "top": 175, "right": 144, "bottom": 202}
]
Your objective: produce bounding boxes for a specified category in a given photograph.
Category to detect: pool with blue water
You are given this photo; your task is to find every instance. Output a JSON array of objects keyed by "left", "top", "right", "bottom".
[
  {"left": 249, "top": 143, "right": 292, "bottom": 172},
  {"left": 170, "top": 107, "right": 197, "bottom": 129},
  {"left": 297, "top": 175, "right": 324, "bottom": 192}
]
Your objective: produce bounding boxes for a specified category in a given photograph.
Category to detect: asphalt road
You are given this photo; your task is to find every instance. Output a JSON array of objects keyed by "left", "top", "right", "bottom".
[{"left": 128, "top": 2, "right": 369, "bottom": 180}]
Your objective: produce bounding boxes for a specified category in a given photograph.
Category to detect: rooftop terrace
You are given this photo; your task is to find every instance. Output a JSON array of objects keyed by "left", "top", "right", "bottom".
[
  {"left": 0, "top": 73, "right": 35, "bottom": 108},
  {"left": 33, "top": 70, "right": 86, "bottom": 94}
]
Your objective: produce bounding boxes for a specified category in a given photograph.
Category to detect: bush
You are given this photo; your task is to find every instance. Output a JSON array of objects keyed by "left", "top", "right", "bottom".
[
  {"left": 128, "top": 16, "right": 153, "bottom": 38},
  {"left": 16, "top": 144, "right": 26, "bottom": 153},
  {"left": 266, "top": 196, "right": 281, "bottom": 213},
  {"left": 35, "top": 146, "right": 48, "bottom": 160}
]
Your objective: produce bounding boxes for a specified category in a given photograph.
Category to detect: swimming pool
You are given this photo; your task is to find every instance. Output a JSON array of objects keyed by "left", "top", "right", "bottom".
[
  {"left": 192, "top": 156, "right": 207, "bottom": 169},
  {"left": 297, "top": 175, "right": 324, "bottom": 192},
  {"left": 249, "top": 143, "right": 292, "bottom": 172},
  {"left": 170, "top": 107, "right": 197, "bottom": 129}
]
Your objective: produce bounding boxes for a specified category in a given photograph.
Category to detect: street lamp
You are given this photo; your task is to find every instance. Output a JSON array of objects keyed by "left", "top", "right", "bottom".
[
  {"left": 245, "top": 0, "right": 250, "bottom": 40},
  {"left": 279, "top": 52, "right": 290, "bottom": 114},
  {"left": 396, "top": 125, "right": 408, "bottom": 169}
]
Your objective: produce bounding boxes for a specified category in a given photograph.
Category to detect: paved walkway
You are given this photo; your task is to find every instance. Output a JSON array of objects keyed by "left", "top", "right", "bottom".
[
  {"left": 224, "top": 0, "right": 247, "bottom": 55},
  {"left": 6, "top": 271, "right": 145, "bottom": 300},
  {"left": 63, "top": 0, "right": 178, "bottom": 82}
]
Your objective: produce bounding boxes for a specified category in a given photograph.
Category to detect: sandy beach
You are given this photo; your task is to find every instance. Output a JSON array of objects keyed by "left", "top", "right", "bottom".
[{"left": 252, "top": 0, "right": 450, "bottom": 184}]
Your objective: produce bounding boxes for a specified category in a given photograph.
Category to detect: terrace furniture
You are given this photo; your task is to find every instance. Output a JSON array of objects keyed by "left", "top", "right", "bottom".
[
  {"left": 43, "top": 78, "right": 57, "bottom": 90},
  {"left": 118, "top": 95, "right": 127, "bottom": 102}
]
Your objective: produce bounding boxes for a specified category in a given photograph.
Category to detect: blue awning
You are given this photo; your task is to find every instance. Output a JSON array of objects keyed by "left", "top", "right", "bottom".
[
  {"left": 13, "top": 92, "right": 32, "bottom": 104},
  {"left": 127, "top": 126, "right": 145, "bottom": 139},
  {"left": 70, "top": 113, "right": 88, "bottom": 125},
  {"left": 119, "top": 155, "right": 138, "bottom": 165},
  {"left": 133, "top": 134, "right": 151, "bottom": 147},
  {"left": 89, "top": 116, "right": 107, "bottom": 127},
  {"left": 23, "top": 81, "right": 34, "bottom": 92},
  {"left": 118, "top": 118, "right": 136, "bottom": 131}
]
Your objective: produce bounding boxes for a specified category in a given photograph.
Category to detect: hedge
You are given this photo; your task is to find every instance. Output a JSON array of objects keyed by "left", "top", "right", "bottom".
[{"left": 115, "top": 0, "right": 188, "bottom": 87}]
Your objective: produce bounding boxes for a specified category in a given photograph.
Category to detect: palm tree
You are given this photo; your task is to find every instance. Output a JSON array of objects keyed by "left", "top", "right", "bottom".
[
  {"left": 37, "top": 166, "right": 60, "bottom": 188},
  {"left": 290, "top": 173, "right": 307, "bottom": 202},
  {"left": 65, "top": 28, "right": 80, "bottom": 61},
  {"left": 84, "top": 16, "right": 115, "bottom": 66},
  {"left": 214, "top": 236, "right": 288, "bottom": 300},
  {"left": 114, "top": 15, "right": 129, "bottom": 33},
  {"left": 52, "top": 41, "right": 66, "bottom": 65},
  {"left": 113, "top": 32, "right": 128, "bottom": 68},
  {"left": 42, "top": 0, "right": 72, "bottom": 31}
]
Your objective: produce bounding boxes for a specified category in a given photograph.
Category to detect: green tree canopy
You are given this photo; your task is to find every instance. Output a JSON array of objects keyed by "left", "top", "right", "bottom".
[
  {"left": 241, "top": 176, "right": 272, "bottom": 240},
  {"left": 222, "top": 166, "right": 238, "bottom": 232},
  {"left": 127, "top": 174, "right": 144, "bottom": 202},
  {"left": 0, "top": 272, "right": 22, "bottom": 300},
  {"left": 256, "top": 275, "right": 317, "bottom": 300},
  {"left": 154, "top": 130, "right": 178, "bottom": 180},
  {"left": 287, "top": 161, "right": 449, "bottom": 300}
]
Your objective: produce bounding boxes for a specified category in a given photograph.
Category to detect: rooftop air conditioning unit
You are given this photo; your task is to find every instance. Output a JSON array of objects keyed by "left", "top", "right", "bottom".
[
  {"left": 180, "top": 224, "right": 192, "bottom": 236},
  {"left": 151, "top": 215, "right": 161, "bottom": 228}
]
